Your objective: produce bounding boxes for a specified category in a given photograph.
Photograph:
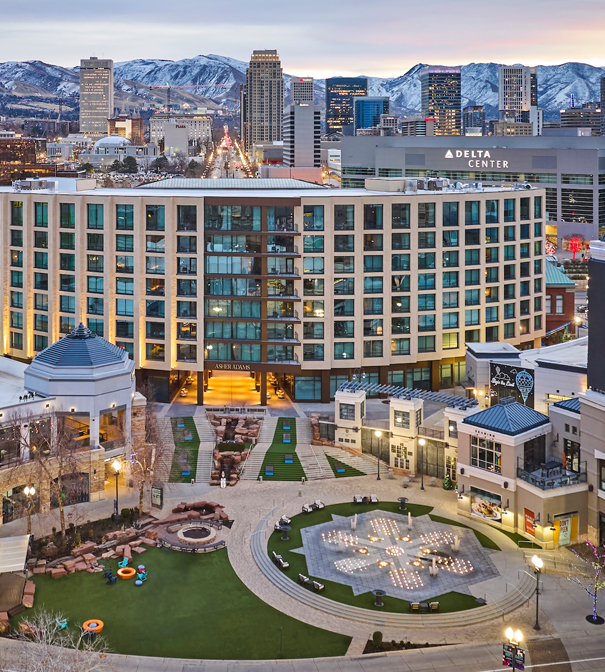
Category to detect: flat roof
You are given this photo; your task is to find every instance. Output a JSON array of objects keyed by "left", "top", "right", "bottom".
[
  {"left": 138, "top": 178, "right": 326, "bottom": 190},
  {"left": 0, "top": 360, "right": 29, "bottom": 408},
  {"left": 520, "top": 337, "right": 588, "bottom": 371}
]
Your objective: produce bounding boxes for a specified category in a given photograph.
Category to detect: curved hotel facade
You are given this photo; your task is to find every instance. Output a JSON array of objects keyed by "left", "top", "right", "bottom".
[{"left": 1, "top": 178, "right": 545, "bottom": 403}]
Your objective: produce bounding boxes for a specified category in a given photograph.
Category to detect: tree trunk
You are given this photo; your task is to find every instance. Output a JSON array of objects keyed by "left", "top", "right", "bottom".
[
  {"left": 139, "top": 483, "right": 144, "bottom": 516},
  {"left": 58, "top": 496, "right": 66, "bottom": 537},
  {"left": 593, "top": 591, "right": 599, "bottom": 621}
]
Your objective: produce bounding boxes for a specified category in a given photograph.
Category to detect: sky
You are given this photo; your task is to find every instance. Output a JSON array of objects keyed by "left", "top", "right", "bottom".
[{"left": 2, "top": 0, "right": 605, "bottom": 78}]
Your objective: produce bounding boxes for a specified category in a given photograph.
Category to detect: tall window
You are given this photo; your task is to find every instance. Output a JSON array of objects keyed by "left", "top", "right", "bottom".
[
  {"left": 87, "top": 204, "right": 104, "bottom": 229},
  {"left": 116, "top": 204, "right": 134, "bottom": 230},
  {"left": 470, "top": 436, "right": 501, "bottom": 473}
]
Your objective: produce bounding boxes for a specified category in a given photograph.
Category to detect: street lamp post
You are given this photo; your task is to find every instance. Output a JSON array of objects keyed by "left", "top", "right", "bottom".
[
  {"left": 419, "top": 438, "right": 426, "bottom": 490},
  {"left": 23, "top": 485, "right": 35, "bottom": 537},
  {"left": 504, "top": 627, "right": 523, "bottom": 671},
  {"left": 112, "top": 459, "right": 121, "bottom": 520},
  {"left": 374, "top": 431, "right": 382, "bottom": 481},
  {"left": 532, "top": 555, "right": 544, "bottom": 630}
]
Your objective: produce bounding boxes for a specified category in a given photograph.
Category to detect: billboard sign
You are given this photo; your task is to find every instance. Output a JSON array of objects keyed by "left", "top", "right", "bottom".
[
  {"left": 490, "top": 362, "right": 535, "bottom": 407},
  {"left": 470, "top": 487, "right": 502, "bottom": 524}
]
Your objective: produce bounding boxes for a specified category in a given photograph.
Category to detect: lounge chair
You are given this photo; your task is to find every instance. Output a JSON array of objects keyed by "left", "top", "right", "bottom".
[
  {"left": 279, "top": 515, "right": 291, "bottom": 525},
  {"left": 353, "top": 495, "right": 363, "bottom": 504},
  {"left": 410, "top": 602, "right": 420, "bottom": 612},
  {"left": 430, "top": 601, "right": 440, "bottom": 612},
  {"left": 370, "top": 494, "right": 378, "bottom": 503},
  {"left": 312, "top": 581, "right": 325, "bottom": 592},
  {"left": 298, "top": 573, "right": 311, "bottom": 585},
  {"left": 302, "top": 504, "right": 312, "bottom": 513}
]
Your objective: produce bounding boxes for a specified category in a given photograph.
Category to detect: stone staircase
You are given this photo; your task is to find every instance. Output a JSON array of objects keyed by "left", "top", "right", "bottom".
[
  {"left": 195, "top": 449, "right": 214, "bottom": 484},
  {"left": 240, "top": 443, "right": 271, "bottom": 480},
  {"left": 295, "top": 418, "right": 313, "bottom": 442},
  {"left": 257, "top": 416, "right": 278, "bottom": 443},
  {"left": 323, "top": 447, "right": 379, "bottom": 475},
  {"left": 251, "top": 513, "right": 535, "bottom": 628},
  {"left": 192, "top": 414, "right": 217, "bottom": 443},
  {"left": 296, "top": 443, "right": 334, "bottom": 480},
  {"left": 155, "top": 417, "right": 177, "bottom": 483}
]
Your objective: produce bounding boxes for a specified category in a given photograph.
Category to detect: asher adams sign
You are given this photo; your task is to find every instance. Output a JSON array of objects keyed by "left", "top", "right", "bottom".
[{"left": 445, "top": 149, "right": 509, "bottom": 169}]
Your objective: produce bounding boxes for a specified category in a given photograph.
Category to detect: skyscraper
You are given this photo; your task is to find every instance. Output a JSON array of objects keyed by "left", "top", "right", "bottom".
[
  {"left": 243, "top": 50, "right": 284, "bottom": 150},
  {"left": 79, "top": 57, "right": 114, "bottom": 137},
  {"left": 353, "top": 97, "right": 389, "bottom": 133},
  {"left": 463, "top": 105, "right": 485, "bottom": 135},
  {"left": 291, "top": 77, "right": 314, "bottom": 103},
  {"left": 283, "top": 102, "right": 321, "bottom": 167},
  {"left": 420, "top": 66, "right": 461, "bottom": 135},
  {"left": 498, "top": 65, "right": 537, "bottom": 122},
  {"left": 325, "top": 78, "right": 368, "bottom": 135}
]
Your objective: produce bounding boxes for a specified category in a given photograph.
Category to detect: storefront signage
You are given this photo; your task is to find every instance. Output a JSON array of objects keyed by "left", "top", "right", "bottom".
[
  {"left": 470, "top": 486, "right": 502, "bottom": 524},
  {"left": 151, "top": 484, "right": 163, "bottom": 509},
  {"left": 489, "top": 363, "right": 535, "bottom": 407},
  {"left": 524, "top": 508, "right": 535, "bottom": 537},
  {"left": 214, "top": 363, "right": 252, "bottom": 371},
  {"left": 503, "top": 644, "right": 525, "bottom": 670},
  {"left": 445, "top": 149, "right": 509, "bottom": 169},
  {"left": 558, "top": 516, "right": 572, "bottom": 545}
]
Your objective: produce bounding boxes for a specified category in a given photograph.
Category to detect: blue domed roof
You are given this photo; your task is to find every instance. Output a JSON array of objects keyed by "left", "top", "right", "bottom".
[{"left": 33, "top": 324, "right": 128, "bottom": 368}]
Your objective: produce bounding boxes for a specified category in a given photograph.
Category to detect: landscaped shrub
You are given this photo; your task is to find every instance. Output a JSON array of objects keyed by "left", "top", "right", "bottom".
[
  {"left": 74, "top": 532, "right": 81, "bottom": 547},
  {"left": 443, "top": 474, "right": 453, "bottom": 490},
  {"left": 372, "top": 631, "right": 383, "bottom": 647}
]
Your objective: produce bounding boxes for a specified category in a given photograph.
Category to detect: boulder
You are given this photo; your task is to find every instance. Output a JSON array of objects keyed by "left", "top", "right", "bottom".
[
  {"left": 138, "top": 537, "right": 156, "bottom": 546},
  {"left": 74, "top": 562, "right": 87, "bottom": 572},
  {"left": 123, "top": 545, "right": 132, "bottom": 561},
  {"left": 146, "top": 530, "right": 159, "bottom": 541},
  {"left": 0, "top": 620, "right": 11, "bottom": 635},
  {"left": 23, "top": 581, "right": 36, "bottom": 596},
  {"left": 72, "top": 542, "right": 96, "bottom": 557},
  {"left": 50, "top": 568, "right": 67, "bottom": 579},
  {"left": 187, "top": 511, "right": 201, "bottom": 519},
  {"left": 0, "top": 612, "right": 9, "bottom": 622},
  {"left": 32, "top": 567, "right": 46, "bottom": 576},
  {"left": 101, "top": 550, "right": 114, "bottom": 559},
  {"left": 82, "top": 553, "right": 97, "bottom": 564},
  {"left": 132, "top": 546, "right": 146, "bottom": 554},
  {"left": 35, "top": 560, "right": 47, "bottom": 567}
]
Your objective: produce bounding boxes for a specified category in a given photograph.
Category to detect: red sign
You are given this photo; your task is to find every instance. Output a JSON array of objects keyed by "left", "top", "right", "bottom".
[{"left": 524, "top": 508, "right": 535, "bottom": 537}]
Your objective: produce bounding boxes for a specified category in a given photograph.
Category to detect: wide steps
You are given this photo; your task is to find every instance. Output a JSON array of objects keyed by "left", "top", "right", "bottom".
[
  {"left": 193, "top": 415, "right": 217, "bottom": 442},
  {"left": 195, "top": 449, "right": 214, "bottom": 484},
  {"left": 154, "top": 418, "right": 177, "bottom": 482},
  {"left": 251, "top": 516, "right": 535, "bottom": 629},
  {"left": 296, "top": 444, "right": 334, "bottom": 480},
  {"left": 323, "top": 447, "right": 378, "bottom": 475},
  {"left": 258, "top": 417, "right": 278, "bottom": 443},
  {"left": 240, "top": 443, "right": 271, "bottom": 480}
]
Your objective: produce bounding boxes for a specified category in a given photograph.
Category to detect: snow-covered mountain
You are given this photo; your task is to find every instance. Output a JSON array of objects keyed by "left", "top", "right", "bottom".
[{"left": 1, "top": 54, "right": 605, "bottom": 121}]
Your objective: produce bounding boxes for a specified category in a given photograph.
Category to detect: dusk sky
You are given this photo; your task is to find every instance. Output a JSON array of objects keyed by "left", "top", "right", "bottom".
[{"left": 3, "top": 0, "right": 605, "bottom": 77}]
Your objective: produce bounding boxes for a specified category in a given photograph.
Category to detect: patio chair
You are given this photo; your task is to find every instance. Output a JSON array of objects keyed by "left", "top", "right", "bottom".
[
  {"left": 298, "top": 573, "right": 310, "bottom": 585},
  {"left": 278, "top": 558, "right": 290, "bottom": 570},
  {"left": 118, "top": 558, "right": 129, "bottom": 569},
  {"left": 370, "top": 494, "right": 378, "bottom": 503},
  {"left": 272, "top": 551, "right": 282, "bottom": 563},
  {"left": 410, "top": 602, "right": 420, "bottom": 612},
  {"left": 55, "top": 618, "right": 68, "bottom": 631},
  {"left": 279, "top": 516, "right": 291, "bottom": 525},
  {"left": 302, "top": 504, "right": 312, "bottom": 513},
  {"left": 314, "top": 500, "right": 325, "bottom": 510},
  {"left": 430, "top": 602, "right": 440, "bottom": 612},
  {"left": 312, "top": 581, "right": 325, "bottom": 592},
  {"left": 353, "top": 495, "right": 363, "bottom": 504}
]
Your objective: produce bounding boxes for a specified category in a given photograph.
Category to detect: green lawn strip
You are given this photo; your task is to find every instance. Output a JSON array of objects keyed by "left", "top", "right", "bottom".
[
  {"left": 498, "top": 529, "right": 542, "bottom": 548},
  {"left": 429, "top": 514, "right": 501, "bottom": 551},
  {"left": 23, "top": 547, "right": 350, "bottom": 660},
  {"left": 265, "top": 502, "right": 487, "bottom": 614},
  {"left": 169, "top": 417, "right": 200, "bottom": 483},
  {"left": 325, "top": 454, "right": 365, "bottom": 478},
  {"left": 260, "top": 418, "right": 306, "bottom": 481}
]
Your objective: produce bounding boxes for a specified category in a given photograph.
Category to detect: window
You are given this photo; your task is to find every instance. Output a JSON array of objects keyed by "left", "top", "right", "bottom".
[
  {"left": 58, "top": 275, "right": 73, "bottom": 292},
  {"left": 555, "top": 295, "right": 564, "bottom": 314},
  {"left": 545, "top": 295, "right": 552, "bottom": 313},
  {"left": 520, "top": 242, "right": 530, "bottom": 258},
  {"left": 10, "top": 291, "right": 23, "bottom": 308},
  {"left": 116, "top": 204, "right": 134, "bottom": 230},
  {"left": 534, "top": 296, "right": 542, "bottom": 312},
  {"left": 146, "top": 300, "right": 165, "bottom": 318},
  {"left": 303, "top": 300, "right": 324, "bottom": 318},
  {"left": 88, "top": 318, "right": 104, "bottom": 336},
  {"left": 392, "top": 275, "right": 410, "bottom": 292},
  {"left": 394, "top": 410, "right": 410, "bottom": 428},
  {"left": 364, "top": 319, "right": 383, "bottom": 336},
  {"left": 486, "top": 306, "right": 498, "bottom": 323},
  {"left": 485, "top": 247, "right": 499, "bottom": 264},
  {"left": 485, "top": 227, "right": 499, "bottom": 244},
  {"left": 10, "top": 311, "right": 23, "bottom": 329},
  {"left": 392, "top": 233, "right": 410, "bottom": 250},
  {"left": 34, "top": 252, "right": 48, "bottom": 269},
  {"left": 485, "top": 200, "right": 498, "bottom": 223},
  {"left": 60, "top": 316, "right": 75, "bottom": 334},
  {"left": 10, "top": 229, "right": 23, "bottom": 246},
  {"left": 504, "top": 225, "right": 515, "bottom": 242},
  {"left": 334, "top": 204, "right": 354, "bottom": 230},
  {"left": 520, "top": 197, "right": 530, "bottom": 220},
  {"left": 486, "top": 325, "right": 499, "bottom": 342},
  {"left": 34, "top": 202, "right": 48, "bottom": 227},
  {"left": 177, "top": 205, "right": 197, "bottom": 231},
  {"left": 504, "top": 264, "right": 515, "bottom": 281},
  {"left": 520, "top": 223, "right": 530, "bottom": 239},
  {"left": 333, "top": 278, "right": 353, "bottom": 295},
  {"left": 486, "top": 267, "right": 499, "bottom": 283},
  {"left": 418, "top": 335, "right": 435, "bottom": 352},
  {"left": 418, "top": 273, "right": 435, "bottom": 290},
  {"left": 304, "top": 235, "right": 324, "bottom": 252},
  {"left": 443, "top": 202, "right": 459, "bottom": 227},
  {"left": 87, "top": 233, "right": 103, "bottom": 251},
  {"left": 177, "top": 236, "right": 197, "bottom": 253},
  {"left": 177, "top": 279, "right": 197, "bottom": 296},
  {"left": 334, "top": 235, "right": 354, "bottom": 252},
  {"left": 520, "top": 300, "right": 530, "bottom": 315},
  {"left": 504, "top": 322, "right": 515, "bottom": 339},
  {"left": 146, "top": 235, "right": 165, "bottom": 253},
  {"left": 465, "top": 328, "right": 480, "bottom": 343},
  {"left": 59, "top": 294, "right": 75, "bottom": 314},
  {"left": 442, "top": 291, "right": 458, "bottom": 309},
  {"left": 504, "top": 199, "right": 515, "bottom": 222},
  {"left": 34, "top": 293, "right": 48, "bottom": 311},
  {"left": 35, "top": 231, "right": 50, "bottom": 250},
  {"left": 303, "top": 322, "right": 324, "bottom": 339},
  {"left": 364, "top": 204, "right": 383, "bottom": 229},
  {"left": 520, "top": 261, "right": 530, "bottom": 278},
  {"left": 116, "top": 321, "right": 134, "bottom": 338},
  {"left": 334, "top": 299, "right": 354, "bottom": 316},
  {"left": 116, "top": 234, "right": 134, "bottom": 252},
  {"left": 465, "top": 201, "right": 479, "bottom": 225},
  {"left": 534, "top": 278, "right": 542, "bottom": 293},
  {"left": 392, "top": 317, "right": 410, "bottom": 334},
  {"left": 443, "top": 230, "right": 458, "bottom": 247},
  {"left": 363, "top": 340, "right": 383, "bottom": 357},
  {"left": 340, "top": 403, "right": 356, "bottom": 420},
  {"left": 392, "top": 203, "right": 410, "bottom": 228},
  {"left": 471, "top": 436, "right": 501, "bottom": 473},
  {"left": 418, "top": 314, "right": 435, "bottom": 331},
  {"left": 87, "top": 204, "right": 103, "bottom": 229},
  {"left": 504, "top": 284, "right": 516, "bottom": 300},
  {"left": 418, "top": 294, "right": 435, "bottom": 311},
  {"left": 88, "top": 255, "right": 104, "bottom": 272},
  {"left": 146, "top": 343, "right": 165, "bottom": 361},
  {"left": 363, "top": 234, "right": 383, "bottom": 251},
  {"left": 465, "top": 269, "right": 480, "bottom": 286},
  {"left": 465, "top": 289, "right": 480, "bottom": 306},
  {"left": 11, "top": 201, "right": 23, "bottom": 226},
  {"left": 418, "top": 202, "right": 435, "bottom": 227},
  {"left": 88, "top": 296, "right": 104, "bottom": 315},
  {"left": 11, "top": 251, "right": 23, "bottom": 267},
  {"left": 392, "top": 254, "right": 410, "bottom": 271},
  {"left": 146, "top": 205, "right": 165, "bottom": 231},
  {"left": 116, "top": 277, "right": 133, "bottom": 295},
  {"left": 60, "top": 232, "right": 75, "bottom": 250},
  {"left": 364, "top": 277, "right": 383, "bottom": 294},
  {"left": 418, "top": 231, "right": 435, "bottom": 248},
  {"left": 534, "top": 196, "right": 542, "bottom": 219},
  {"left": 34, "top": 335, "right": 48, "bottom": 351},
  {"left": 178, "top": 258, "right": 197, "bottom": 275},
  {"left": 465, "top": 309, "right": 480, "bottom": 326},
  {"left": 11, "top": 271, "right": 23, "bottom": 288},
  {"left": 304, "top": 258, "right": 324, "bottom": 274},
  {"left": 117, "top": 256, "right": 134, "bottom": 273},
  {"left": 465, "top": 249, "right": 480, "bottom": 265},
  {"left": 177, "top": 322, "right": 197, "bottom": 340},
  {"left": 334, "top": 342, "right": 354, "bottom": 359},
  {"left": 58, "top": 254, "right": 74, "bottom": 271},
  {"left": 364, "top": 298, "right": 383, "bottom": 314},
  {"left": 465, "top": 229, "right": 480, "bottom": 246},
  {"left": 391, "top": 338, "right": 410, "bottom": 355},
  {"left": 443, "top": 312, "right": 459, "bottom": 329},
  {"left": 504, "top": 303, "right": 515, "bottom": 320},
  {"left": 442, "top": 332, "right": 459, "bottom": 350},
  {"left": 59, "top": 203, "right": 75, "bottom": 228},
  {"left": 418, "top": 252, "right": 435, "bottom": 269},
  {"left": 304, "top": 205, "right": 324, "bottom": 231},
  {"left": 116, "top": 299, "right": 134, "bottom": 316},
  {"left": 334, "top": 321, "right": 354, "bottom": 337},
  {"left": 304, "top": 279, "right": 326, "bottom": 296},
  {"left": 146, "top": 257, "right": 164, "bottom": 274},
  {"left": 392, "top": 296, "right": 410, "bottom": 312},
  {"left": 146, "top": 322, "right": 165, "bottom": 339},
  {"left": 177, "top": 301, "right": 196, "bottom": 318}
]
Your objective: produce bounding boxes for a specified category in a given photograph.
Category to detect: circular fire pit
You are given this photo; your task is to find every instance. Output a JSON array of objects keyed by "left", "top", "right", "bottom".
[{"left": 177, "top": 523, "right": 217, "bottom": 546}]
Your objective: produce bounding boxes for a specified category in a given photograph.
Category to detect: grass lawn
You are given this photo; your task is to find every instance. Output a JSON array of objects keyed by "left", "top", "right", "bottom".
[
  {"left": 169, "top": 417, "right": 200, "bottom": 483},
  {"left": 267, "top": 502, "right": 478, "bottom": 614},
  {"left": 325, "top": 454, "right": 365, "bottom": 478},
  {"left": 429, "top": 514, "right": 501, "bottom": 551},
  {"left": 24, "top": 547, "right": 351, "bottom": 660},
  {"left": 260, "top": 418, "right": 306, "bottom": 481}
]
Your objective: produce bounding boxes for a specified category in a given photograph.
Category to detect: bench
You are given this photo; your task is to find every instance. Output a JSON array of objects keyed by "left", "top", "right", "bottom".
[
  {"left": 284, "top": 453, "right": 293, "bottom": 464},
  {"left": 302, "top": 504, "right": 312, "bottom": 513},
  {"left": 265, "top": 466, "right": 274, "bottom": 476},
  {"left": 311, "top": 500, "right": 325, "bottom": 510},
  {"left": 282, "top": 422, "right": 291, "bottom": 430},
  {"left": 334, "top": 462, "right": 346, "bottom": 473},
  {"left": 283, "top": 433, "right": 291, "bottom": 444}
]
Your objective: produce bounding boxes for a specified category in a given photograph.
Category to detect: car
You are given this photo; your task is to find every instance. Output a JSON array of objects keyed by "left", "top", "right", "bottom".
[
  {"left": 277, "top": 390, "right": 285, "bottom": 399},
  {"left": 266, "top": 393, "right": 272, "bottom": 400},
  {"left": 185, "top": 376, "right": 194, "bottom": 385},
  {"left": 577, "top": 305, "right": 589, "bottom": 314},
  {"left": 180, "top": 388, "right": 188, "bottom": 397}
]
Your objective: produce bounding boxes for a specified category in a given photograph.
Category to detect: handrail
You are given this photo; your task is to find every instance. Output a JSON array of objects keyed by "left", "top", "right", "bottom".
[
  {"left": 507, "top": 579, "right": 534, "bottom": 602},
  {"left": 483, "top": 592, "right": 505, "bottom": 620}
]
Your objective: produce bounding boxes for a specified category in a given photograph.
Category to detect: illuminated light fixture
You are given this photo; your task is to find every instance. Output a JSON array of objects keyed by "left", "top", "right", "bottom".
[{"left": 377, "top": 560, "right": 390, "bottom": 568}]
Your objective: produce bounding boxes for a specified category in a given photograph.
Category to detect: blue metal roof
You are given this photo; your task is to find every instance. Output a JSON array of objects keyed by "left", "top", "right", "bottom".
[
  {"left": 34, "top": 324, "right": 127, "bottom": 368},
  {"left": 463, "top": 397, "right": 549, "bottom": 436},
  {"left": 545, "top": 261, "right": 576, "bottom": 287},
  {"left": 552, "top": 397, "right": 581, "bottom": 414}
]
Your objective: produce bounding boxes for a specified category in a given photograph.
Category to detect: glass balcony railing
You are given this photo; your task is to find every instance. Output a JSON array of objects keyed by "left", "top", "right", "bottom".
[{"left": 516, "top": 457, "right": 587, "bottom": 490}]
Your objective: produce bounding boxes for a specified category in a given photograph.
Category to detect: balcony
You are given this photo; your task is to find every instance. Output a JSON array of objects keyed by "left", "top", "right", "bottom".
[
  {"left": 517, "top": 457, "right": 587, "bottom": 490},
  {"left": 266, "top": 288, "right": 299, "bottom": 299},
  {"left": 267, "top": 244, "right": 299, "bottom": 255},
  {"left": 418, "top": 427, "right": 445, "bottom": 441},
  {"left": 267, "top": 310, "right": 299, "bottom": 321},
  {"left": 266, "top": 332, "right": 300, "bottom": 343},
  {"left": 267, "top": 222, "right": 299, "bottom": 233},
  {"left": 267, "top": 265, "right": 299, "bottom": 277}
]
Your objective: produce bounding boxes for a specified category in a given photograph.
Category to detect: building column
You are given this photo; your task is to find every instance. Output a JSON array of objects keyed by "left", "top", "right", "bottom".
[
  {"left": 197, "top": 372, "right": 204, "bottom": 405},
  {"left": 430, "top": 361, "right": 440, "bottom": 391},
  {"left": 260, "top": 373, "right": 267, "bottom": 404},
  {"left": 20, "top": 423, "right": 30, "bottom": 462},
  {"left": 89, "top": 414, "right": 100, "bottom": 450},
  {"left": 321, "top": 370, "right": 331, "bottom": 404}
]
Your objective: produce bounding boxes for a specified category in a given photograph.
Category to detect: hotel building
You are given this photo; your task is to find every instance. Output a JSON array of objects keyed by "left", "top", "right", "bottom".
[
  {"left": 79, "top": 57, "right": 114, "bottom": 138},
  {"left": 0, "top": 177, "right": 545, "bottom": 403}
]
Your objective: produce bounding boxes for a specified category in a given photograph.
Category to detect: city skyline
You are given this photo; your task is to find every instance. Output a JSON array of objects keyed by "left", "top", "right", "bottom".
[{"left": 2, "top": 0, "right": 605, "bottom": 78}]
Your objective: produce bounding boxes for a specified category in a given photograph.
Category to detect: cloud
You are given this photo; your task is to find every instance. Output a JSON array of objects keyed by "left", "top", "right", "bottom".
[{"left": 1, "top": 0, "right": 605, "bottom": 77}]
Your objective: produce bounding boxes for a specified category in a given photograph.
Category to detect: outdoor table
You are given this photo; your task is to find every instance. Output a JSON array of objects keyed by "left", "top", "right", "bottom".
[
  {"left": 398, "top": 497, "right": 408, "bottom": 511},
  {"left": 372, "top": 589, "right": 386, "bottom": 608},
  {"left": 402, "top": 477, "right": 410, "bottom": 488},
  {"left": 278, "top": 525, "right": 291, "bottom": 541}
]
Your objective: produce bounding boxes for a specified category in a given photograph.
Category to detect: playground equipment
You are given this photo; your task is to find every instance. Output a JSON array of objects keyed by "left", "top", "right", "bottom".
[{"left": 117, "top": 567, "right": 136, "bottom": 579}]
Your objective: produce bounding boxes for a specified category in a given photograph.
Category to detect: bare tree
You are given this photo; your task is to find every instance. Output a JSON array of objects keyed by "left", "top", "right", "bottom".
[
  {"left": 10, "top": 609, "right": 113, "bottom": 672},
  {"left": 569, "top": 537, "right": 605, "bottom": 624}
]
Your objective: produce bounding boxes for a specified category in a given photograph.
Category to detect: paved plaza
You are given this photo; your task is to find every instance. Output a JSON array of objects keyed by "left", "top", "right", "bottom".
[{"left": 293, "top": 510, "right": 499, "bottom": 601}]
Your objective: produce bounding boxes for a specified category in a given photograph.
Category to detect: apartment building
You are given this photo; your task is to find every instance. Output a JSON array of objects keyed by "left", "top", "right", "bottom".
[{"left": 1, "top": 177, "right": 545, "bottom": 403}]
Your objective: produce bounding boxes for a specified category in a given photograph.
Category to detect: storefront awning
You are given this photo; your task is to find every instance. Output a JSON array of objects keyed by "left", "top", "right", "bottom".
[{"left": 0, "top": 535, "right": 30, "bottom": 574}]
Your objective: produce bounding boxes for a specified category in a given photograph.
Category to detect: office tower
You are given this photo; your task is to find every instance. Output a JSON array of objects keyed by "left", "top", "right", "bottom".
[
  {"left": 600, "top": 77, "right": 605, "bottom": 135},
  {"left": 420, "top": 66, "right": 461, "bottom": 135},
  {"left": 353, "top": 97, "right": 389, "bottom": 134},
  {"left": 325, "top": 77, "right": 368, "bottom": 135},
  {"left": 243, "top": 50, "right": 284, "bottom": 150},
  {"left": 498, "top": 65, "right": 537, "bottom": 122},
  {"left": 463, "top": 105, "right": 485, "bottom": 135},
  {"left": 291, "top": 77, "right": 314, "bottom": 102},
  {"left": 399, "top": 117, "right": 435, "bottom": 136},
  {"left": 79, "top": 57, "right": 114, "bottom": 137},
  {"left": 283, "top": 101, "right": 321, "bottom": 167},
  {"left": 108, "top": 114, "right": 145, "bottom": 145},
  {"left": 560, "top": 106, "right": 602, "bottom": 136}
]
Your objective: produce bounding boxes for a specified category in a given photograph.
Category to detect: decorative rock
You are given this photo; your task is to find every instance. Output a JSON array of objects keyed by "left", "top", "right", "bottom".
[
  {"left": 0, "top": 612, "right": 9, "bottom": 621},
  {"left": 72, "top": 542, "right": 96, "bottom": 557},
  {"left": 138, "top": 537, "right": 156, "bottom": 546},
  {"left": 101, "top": 551, "right": 114, "bottom": 559},
  {"left": 32, "top": 567, "right": 46, "bottom": 575},
  {"left": 23, "top": 581, "right": 36, "bottom": 596},
  {"left": 132, "top": 546, "right": 147, "bottom": 554},
  {"left": 50, "top": 568, "right": 67, "bottom": 579},
  {"left": 82, "top": 553, "right": 97, "bottom": 564},
  {"left": 35, "top": 560, "right": 47, "bottom": 567}
]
